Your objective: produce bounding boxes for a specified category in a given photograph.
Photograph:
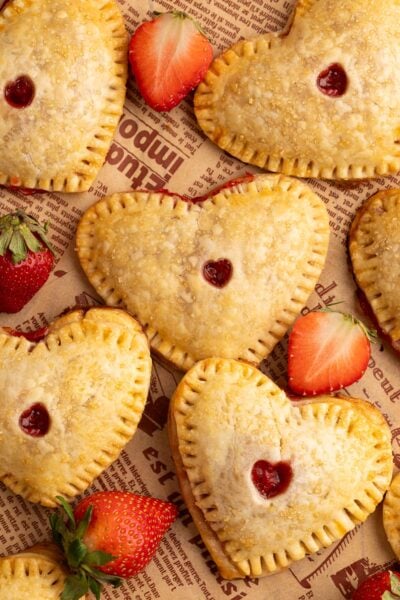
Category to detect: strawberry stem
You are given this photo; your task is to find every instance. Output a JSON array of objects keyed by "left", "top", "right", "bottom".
[
  {"left": 50, "top": 496, "right": 122, "bottom": 600},
  {"left": 319, "top": 306, "right": 378, "bottom": 343},
  {"left": 0, "top": 210, "right": 54, "bottom": 264}
]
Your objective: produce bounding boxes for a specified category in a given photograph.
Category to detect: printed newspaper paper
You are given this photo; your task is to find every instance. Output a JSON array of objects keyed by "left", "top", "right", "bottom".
[{"left": 0, "top": 0, "right": 399, "bottom": 598}]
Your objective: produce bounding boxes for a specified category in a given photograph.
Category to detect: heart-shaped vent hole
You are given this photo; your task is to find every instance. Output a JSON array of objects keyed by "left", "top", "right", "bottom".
[
  {"left": 19, "top": 403, "right": 50, "bottom": 437},
  {"left": 317, "top": 63, "right": 348, "bottom": 97},
  {"left": 4, "top": 75, "right": 35, "bottom": 108},
  {"left": 251, "top": 459, "right": 293, "bottom": 499},
  {"left": 203, "top": 259, "right": 233, "bottom": 288}
]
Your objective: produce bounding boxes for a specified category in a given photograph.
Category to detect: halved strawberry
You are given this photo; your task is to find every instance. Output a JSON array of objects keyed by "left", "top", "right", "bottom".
[
  {"left": 128, "top": 11, "right": 213, "bottom": 112},
  {"left": 287, "top": 310, "right": 374, "bottom": 396}
]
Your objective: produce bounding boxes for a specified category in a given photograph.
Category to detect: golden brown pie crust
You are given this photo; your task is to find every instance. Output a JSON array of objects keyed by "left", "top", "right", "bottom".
[
  {"left": 0, "top": 0, "right": 127, "bottom": 192},
  {"left": 194, "top": 0, "right": 400, "bottom": 180},
  {"left": 349, "top": 189, "right": 400, "bottom": 353},
  {"left": 169, "top": 358, "right": 393, "bottom": 579},
  {"left": 76, "top": 174, "right": 329, "bottom": 371},
  {"left": 0, "top": 546, "right": 70, "bottom": 599},
  {"left": 0, "top": 307, "right": 151, "bottom": 506},
  {"left": 383, "top": 472, "right": 400, "bottom": 560}
]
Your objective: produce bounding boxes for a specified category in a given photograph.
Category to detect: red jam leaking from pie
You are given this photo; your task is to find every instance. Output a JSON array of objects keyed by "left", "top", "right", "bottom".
[
  {"left": 203, "top": 259, "right": 233, "bottom": 288},
  {"left": 19, "top": 403, "right": 50, "bottom": 437},
  {"left": 317, "top": 63, "right": 348, "bottom": 97},
  {"left": 4, "top": 75, "right": 35, "bottom": 108},
  {"left": 4, "top": 326, "right": 49, "bottom": 342},
  {"left": 251, "top": 459, "right": 293, "bottom": 499}
]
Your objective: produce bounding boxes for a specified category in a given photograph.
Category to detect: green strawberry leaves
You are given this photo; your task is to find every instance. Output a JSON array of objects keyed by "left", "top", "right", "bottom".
[
  {"left": 62, "top": 574, "right": 89, "bottom": 600},
  {"left": 50, "top": 496, "right": 122, "bottom": 600},
  {"left": 381, "top": 571, "right": 400, "bottom": 599},
  {"left": 0, "top": 210, "right": 54, "bottom": 264},
  {"left": 390, "top": 571, "right": 400, "bottom": 594}
]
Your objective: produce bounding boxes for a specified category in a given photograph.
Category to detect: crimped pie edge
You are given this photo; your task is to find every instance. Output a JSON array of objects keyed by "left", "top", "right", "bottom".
[
  {"left": 0, "top": 553, "right": 67, "bottom": 598},
  {"left": 169, "top": 358, "right": 393, "bottom": 579},
  {"left": 0, "top": 0, "right": 128, "bottom": 193},
  {"left": 0, "top": 307, "right": 151, "bottom": 507},
  {"left": 76, "top": 174, "right": 330, "bottom": 371},
  {"left": 194, "top": 2, "right": 400, "bottom": 181},
  {"left": 349, "top": 189, "right": 400, "bottom": 353},
  {"left": 383, "top": 471, "right": 400, "bottom": 560}
]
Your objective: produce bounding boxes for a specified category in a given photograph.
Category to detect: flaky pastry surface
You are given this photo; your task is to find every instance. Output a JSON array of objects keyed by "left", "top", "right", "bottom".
[
  {"left": 77, "top": 174, "right": 329, "bottom": 371},
  {"left": 0, "top": 308, "right": 151, "bottom": 506},
  {"left": 0, "top": 0, "right": 127, "bottom": 192},
  {"left": 383, "top": 472, "right": 400, "bottom": 560},
  {"left": 195, "top": 0, "right": 400, "bottom": 179},
  {"left": 0, "top": 551, "right": 68, "bottom": 599},
  {"left": 349, "top": 189, "right": 400, "bottom": 353},
  {"left": 169, "top": 358, "right": 393, "bottom": 579}
]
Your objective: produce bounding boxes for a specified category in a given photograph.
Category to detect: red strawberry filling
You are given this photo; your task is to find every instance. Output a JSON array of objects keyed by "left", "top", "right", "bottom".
[
  {"left": 19, "top": 403, "right": 50, "bottom": 437},
  {"left": 5, "top": 326, "right": 48, "bottom": 342},
  {"left": 203, "top": 259, "right": 232, "bottom": 288},
  {"left": 317, "top": 63, "right": 347, "bottom": 97},
  {"left": 251, "top": 460, "right": 293, "bottom": 499},
  {"left": 4, "top": 75, "right": 35, "bottom": 108}
]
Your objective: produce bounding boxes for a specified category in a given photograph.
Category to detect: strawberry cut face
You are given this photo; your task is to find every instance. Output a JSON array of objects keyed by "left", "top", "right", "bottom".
[
  {"left": 128, "top": 11, "right": 213, "bottom": 112},
  {"left": 287, "top": 310, "right": 372, "bottom": 396}
]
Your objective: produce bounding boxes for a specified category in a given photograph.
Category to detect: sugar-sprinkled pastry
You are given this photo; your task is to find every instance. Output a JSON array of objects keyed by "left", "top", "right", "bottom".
[
  {"left": 0, "top": 307, "right": 151, "bottom": 506},
  {"left": 383, "top": 472, "right": 400, "bottom": 560},
  {"left": 349, "top": 189, "right": 400, "bottom": 353},
  {"left": 0, "top": 0, "right": 127, "bottom": 192},
  {"left": 0, "top": 544, "right": 77, "bottom": 599},
  {"left": 195, "top": 0, "right": 400, "bottom": 180},
  {"left": 169, "top": 358, "right": 393, "bottom": 579},
  {"left": 76, "top": 174, "right": 329, "bottom": 371}
]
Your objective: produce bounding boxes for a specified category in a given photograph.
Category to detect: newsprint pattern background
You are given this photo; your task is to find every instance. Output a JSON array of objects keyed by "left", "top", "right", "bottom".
[{"left": 0, "top": 1, "right": 399, "bottom": 598}]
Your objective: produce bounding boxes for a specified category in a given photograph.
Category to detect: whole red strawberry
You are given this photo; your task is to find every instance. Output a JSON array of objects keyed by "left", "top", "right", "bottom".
[
  {"left": 353, "top": 569, "right": 400, "bottom": 599},
  {"left": 0, "top": 211, "right": 54, "bottom": 313},
  {"left": 50, "top": 492, "right": 178, "bottom": 599},
  {"left": 129, "top": 11, "right": 213, "bottom": 112}
]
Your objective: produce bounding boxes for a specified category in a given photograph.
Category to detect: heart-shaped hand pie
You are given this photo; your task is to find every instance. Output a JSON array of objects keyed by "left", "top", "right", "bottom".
[
  {"left": 349, "top": 190, "right": 400, "bottom": 354},
  {"left": 0, "top": 545, "right": 71, "bottom": 599},
  {"left": 0, "top": 0, "right": 127, "bottom": 192},
  {"left": 0, "top": 308, "right": 151, "bottom": 506},
  {"left": 169, "top": 358, "right": 393, "bottom": 579},
  {"left": 383, "top": 472, "right": 400, "bottom": 560},
  {"left": 195, "top": 0, "right": 400, "bottom": 180},
  {"left": 76, "top": 174, "right": 329, "bottom": 371}
]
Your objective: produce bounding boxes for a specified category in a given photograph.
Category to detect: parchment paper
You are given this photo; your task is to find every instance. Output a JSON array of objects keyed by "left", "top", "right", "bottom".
[{"left": 0, "top": 1, "right": 399, "bottom": 598}]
